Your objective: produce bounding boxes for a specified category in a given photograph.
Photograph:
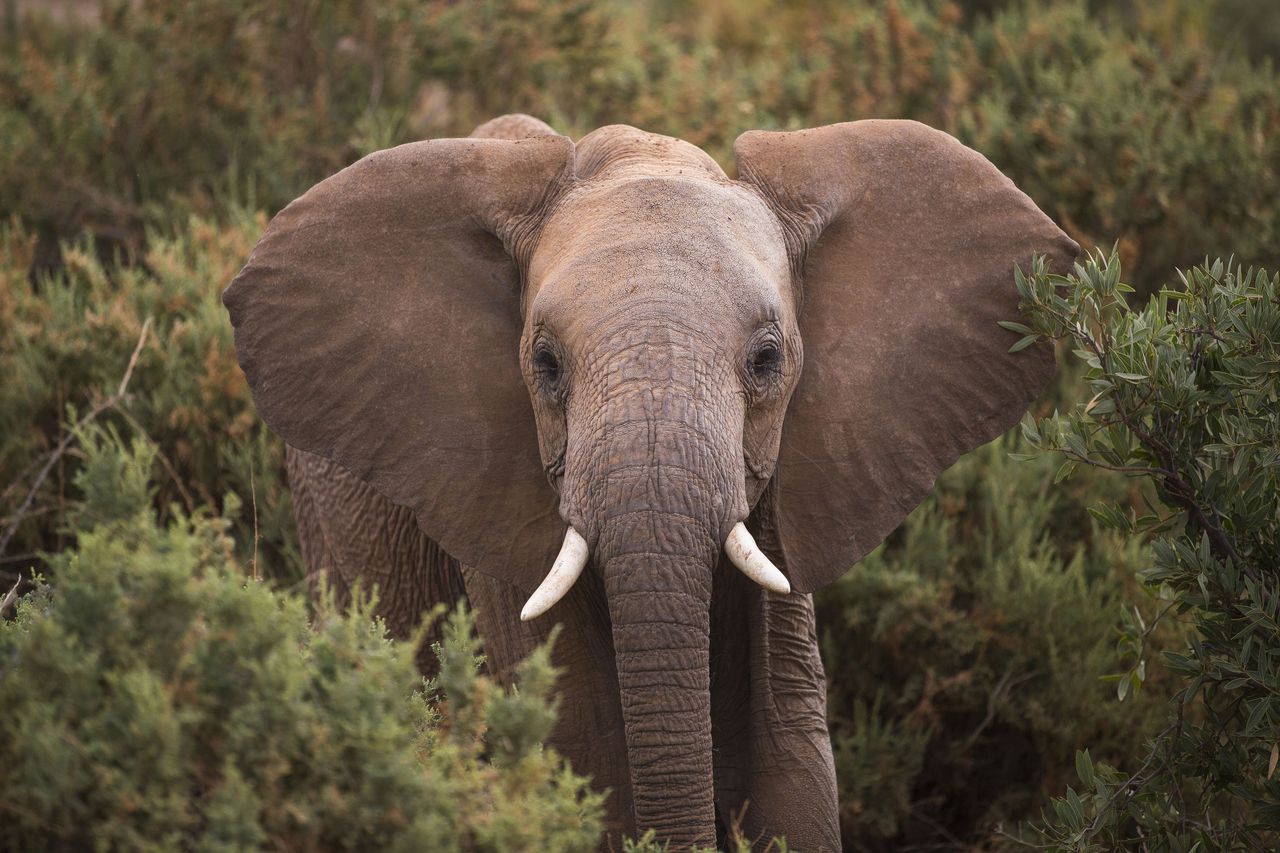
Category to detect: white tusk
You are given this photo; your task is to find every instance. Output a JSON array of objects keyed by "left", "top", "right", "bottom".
[
  {"left": 521, "top": 528, "right": 590, "bottom": 621},
  {"left": 724, "top": 522, "right": 791, "bottom": 594}
]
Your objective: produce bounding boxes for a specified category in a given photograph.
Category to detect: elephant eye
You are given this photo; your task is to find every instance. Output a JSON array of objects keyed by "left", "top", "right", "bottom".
[
  {"left": 749, "top": 343, "right": 782, "bottom": 378},
  {"left": 534, "top": 346, "right": 561, "bottom": 385}
]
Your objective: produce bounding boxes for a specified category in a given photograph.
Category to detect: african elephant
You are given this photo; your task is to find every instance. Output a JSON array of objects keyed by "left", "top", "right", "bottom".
[{"left": 223, "top": 113, "right": 1076, "bottom": 850}]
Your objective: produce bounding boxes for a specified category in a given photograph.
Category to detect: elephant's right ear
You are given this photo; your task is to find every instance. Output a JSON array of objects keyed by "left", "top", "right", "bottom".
[
  {"left": 735, "top": 120, "right": 1077, "bottom": 594},
  {"left": 223, "top": 135, "right": 575, "bottom": 592}
]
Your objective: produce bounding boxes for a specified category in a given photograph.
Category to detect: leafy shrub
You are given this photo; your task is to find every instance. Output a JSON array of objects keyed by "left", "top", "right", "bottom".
[
  {"left": 0, "top": 424, "right": 603, "bottom": 851},
  {"left": 0, "top": 212, "right": 294, "bottom": 580},
  {"left": 959, "top": 1, "right": 1280, "bottom": 296},
  {"left": 4, "top": 0, "right": 1278, "bottom": 293},
  {"left": 1, "top": 0, "right": 439, "bottom": 261},
  {"left": 816, "top": 424, "right": 1181, "bottom": 849},
  {"left": 1011, "top": 252, "right": 1280, "bottom": 849},
  {"left": 3, "top": 1, "right": 1278, "bottom": 849}
]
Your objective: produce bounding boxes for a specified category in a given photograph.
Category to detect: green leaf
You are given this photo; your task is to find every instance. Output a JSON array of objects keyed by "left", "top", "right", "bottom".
[
  {"left": 1020, "top": 412, "right": 1042, "bottom": 444},
  {"left": 1245, "top": 700, "right": 1271, "bottom": 735},
  {"left": 1008, "top": 335, "right": 1039, "bottom": 353},
  {"left": 1075, "top": 750, "right": 1095, "bottom": 786}
]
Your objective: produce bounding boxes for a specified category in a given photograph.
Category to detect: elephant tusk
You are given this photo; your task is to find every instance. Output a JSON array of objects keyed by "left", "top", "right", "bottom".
[
  {"left": 724, "top": 522, "right": 791, "bottom": 594},
  {"left": 521, "top": 527, "right": 590, "bottom": 621}
]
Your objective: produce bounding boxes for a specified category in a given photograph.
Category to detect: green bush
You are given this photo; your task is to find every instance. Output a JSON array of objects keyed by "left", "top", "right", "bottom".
[
  {"left": 958, "top": 1, "right": 1280, "bottom": 296},
  {"left": 0, "top": 0, "right": 438, "bottom": 260},
  {"left": 816, "top": 424, "right": 1181, "bottom": 849},
  {"left": 4, "top": 1, "right": 1277, "bottom": 292},
  {"left": 0, "top": 424, "right": 603, "bottom": 851},
  {"left": 0, "top": 211, "right": 295, "bottom": 580},
  {"left": 3, "top": 1, "right": 1278, "bottom": 849},
  {"left": 1012, "top": 252, "right": 1280, "bottom": 849}
]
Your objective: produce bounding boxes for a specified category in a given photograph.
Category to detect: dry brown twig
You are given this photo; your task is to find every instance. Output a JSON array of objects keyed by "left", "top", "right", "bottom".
[{"left": 0, "top": 317, "right": 152, "bottom": 558}]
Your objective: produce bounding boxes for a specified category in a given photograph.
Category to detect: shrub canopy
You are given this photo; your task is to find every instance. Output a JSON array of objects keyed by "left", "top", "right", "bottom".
[{"left": 1, "top": 0, "right": 1278, "bottom": 849}]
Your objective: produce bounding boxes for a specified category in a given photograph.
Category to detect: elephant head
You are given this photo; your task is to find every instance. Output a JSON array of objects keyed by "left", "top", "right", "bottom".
[{"left": 223, "top": 115, "right": 1076, "bottom": 848}]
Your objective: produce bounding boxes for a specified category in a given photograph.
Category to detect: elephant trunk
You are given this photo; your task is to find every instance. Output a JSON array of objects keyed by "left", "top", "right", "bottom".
[
  {"left": 601, "top": 512, "right": 718, "bottom": 846},
  {"left": 563, "top": 372, "right": 745, "bottom": 849}
]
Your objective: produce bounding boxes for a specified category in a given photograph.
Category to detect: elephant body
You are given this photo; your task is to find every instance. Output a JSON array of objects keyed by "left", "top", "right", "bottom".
[
  {"left": 227, "top": 114, "right": 1076, "bottom": 849},
  {"left": 287, "top": 443, "right": 838, "bottom": 849}
]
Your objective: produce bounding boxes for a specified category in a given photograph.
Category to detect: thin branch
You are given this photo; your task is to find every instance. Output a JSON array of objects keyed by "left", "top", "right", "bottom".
[
  {"left": 0, "top": 577, "right": 19, "bottom": 615},
  {"left": 114, "top": 408, "right": 196, "bottom": 515},
  {"left": 0, "top": 318, "right": 152, "bottom": 557},
  {"left": 1061, "top": 449, "right": 1172, "bottom": 477},
  {"left": 1158, "top": 467, "right": 1247, "bottom": 574},
  {"left": 0, "top": 451, "right": 45, "bottom": 507},
  {"left": 0, "top": 505, "right": 56, "bottom": 529},
  {"left": 1079, "top": 721, "right": 1180, "bottom": 837},
  {"left": 250, "top": 460, "right": 259, "bottom": 582},
  {"left": 116, "top": 319, "right": 151, "bottom": 397},
  {"left": 963, "top": 666, "right": 1040, "bottom": 751}
]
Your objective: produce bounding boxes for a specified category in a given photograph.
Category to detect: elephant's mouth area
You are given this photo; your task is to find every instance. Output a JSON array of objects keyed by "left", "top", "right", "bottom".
[
  {"left": 543, "top": 450, "right": 566, "bottom": 481},
  {"left": 521, "top": 510, "right": 789, "bottom": 621}
]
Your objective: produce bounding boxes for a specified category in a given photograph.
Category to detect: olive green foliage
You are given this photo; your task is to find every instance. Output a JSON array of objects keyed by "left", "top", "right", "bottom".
[
  {"left": 818, "top": 426, "right": 1180, "bottom": 849},
  {"left": 0, "top": 424, "right": 603, "bottom": 851},
  {"left": 5, "top": 1, "right": 1278, "bottom": 292},
  {"left": 1012, "top": 252, "right": 1280, "bottom": 849},
  {"left": 0, "top": 211, "right": 298, "bottom": 580},
  {"left": 2, "top": 0, "right": 1277, "bottom": 850},
  {"left": 1, "top": 0, "right": 436, "bottom": 261}
]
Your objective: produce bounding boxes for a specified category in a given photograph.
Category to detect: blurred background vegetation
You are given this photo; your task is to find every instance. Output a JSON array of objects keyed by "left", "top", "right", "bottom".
[{"left": 1, "top": 0, "right": 1276, "bottom": 849}]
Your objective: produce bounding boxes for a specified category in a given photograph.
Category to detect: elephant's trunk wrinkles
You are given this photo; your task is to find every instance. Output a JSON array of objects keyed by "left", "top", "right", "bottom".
[
  {"left": 604, "top": 537, "right": 715, "bottom": 847},
  {"left": 565, "top": 373, "right": 745, "bottom": 849}
]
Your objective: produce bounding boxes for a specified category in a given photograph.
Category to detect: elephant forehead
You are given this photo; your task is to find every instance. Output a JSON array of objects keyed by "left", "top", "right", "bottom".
[
  {"left": 529, "top": 176, "right": 791, "bottom": 316},
  {"left": 574, "top": 124, "right": 727, "bottom": 182}
]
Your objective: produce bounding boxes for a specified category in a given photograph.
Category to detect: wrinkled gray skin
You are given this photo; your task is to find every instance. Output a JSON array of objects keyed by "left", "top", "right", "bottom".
[
  {"left": 290, "top": 446, "right": 827, "bottom": 848},
  {"left": 287, "top": 117, "right": 837, "bottom": 848},
  {"left": 230, "top": 113, "right": 1076, "bottom": 850}
]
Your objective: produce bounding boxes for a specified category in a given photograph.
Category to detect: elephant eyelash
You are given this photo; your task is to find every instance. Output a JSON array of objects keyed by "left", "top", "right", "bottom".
[
  {"left": 745, "top": 330, "right": 785, "bottom": 383},
  {"left": 741, "top": 330, "right": 787, "bottom": 404},
  {"left": 532, "top": 339, "right": 566, "bottom": 398},
  {"left": 534, "top": 348, "right": 560, "bottom": 382},
  {"left": 749, "top": 343, "right": 783, "bottom": 377}
]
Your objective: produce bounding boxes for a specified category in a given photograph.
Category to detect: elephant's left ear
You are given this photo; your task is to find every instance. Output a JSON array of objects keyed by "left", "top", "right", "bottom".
[{"left": 735, "top": 120, "right": 1078, "bottom": 593}]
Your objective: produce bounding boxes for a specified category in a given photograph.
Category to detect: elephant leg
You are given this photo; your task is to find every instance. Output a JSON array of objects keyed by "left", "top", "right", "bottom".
[
  {"left": 286, "top": 446, "right": 468, "bottom": 676},
  {"left": 462, "top": 566, "right": 634, "bottom": 846},
  {"left": 710, "top": 521, "right": 840, "bottom": 850}
]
